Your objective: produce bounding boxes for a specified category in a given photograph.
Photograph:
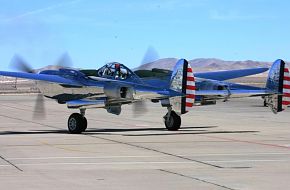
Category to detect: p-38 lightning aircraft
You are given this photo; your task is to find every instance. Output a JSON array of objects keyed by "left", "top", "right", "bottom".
[{"left": 0, "top": 56, "right": 289, "bottom": 134}]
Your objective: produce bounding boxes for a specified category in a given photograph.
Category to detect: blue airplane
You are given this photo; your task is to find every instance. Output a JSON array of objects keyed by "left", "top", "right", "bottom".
[{"left": 0, "top": 56, "right": 289, "bottom": 134}]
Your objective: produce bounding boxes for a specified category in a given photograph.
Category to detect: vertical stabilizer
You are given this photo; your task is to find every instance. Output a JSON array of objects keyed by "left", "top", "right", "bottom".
[
  {"left": 169, "top": 59, "right": 195, "bottom": 114},
  {"left": 265, "top": 59, "right": 289, "bottom": 113},
  {"left": 185, "top": 64, "right": 195, "bottom": 112},
  {"left": 282, "top": 67, "right": 290, "bottom": 109}
]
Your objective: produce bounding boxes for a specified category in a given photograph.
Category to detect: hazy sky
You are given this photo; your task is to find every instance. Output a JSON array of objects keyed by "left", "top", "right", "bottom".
[{"left": 0, "top": 0, "right": 290, "bottom": 70}]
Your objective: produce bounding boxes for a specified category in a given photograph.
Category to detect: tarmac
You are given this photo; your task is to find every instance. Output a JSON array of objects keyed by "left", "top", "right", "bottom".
[{"left": 0, "top": 94, "right": 289, "bottom": 190}]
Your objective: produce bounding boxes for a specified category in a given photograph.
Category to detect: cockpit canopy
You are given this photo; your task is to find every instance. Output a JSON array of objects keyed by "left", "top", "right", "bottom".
[
  {"left": 97, "top": 62, "right": 128, "bottom": 80},
  {"left": 96, "top": 62, "right": 141, "bottom": 82},
  {"left": 80, "top": 62, "right": 142, "bottom": 83}
]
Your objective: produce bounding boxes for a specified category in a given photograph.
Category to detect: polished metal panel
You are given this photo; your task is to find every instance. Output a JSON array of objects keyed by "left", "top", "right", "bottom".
[
  {"left": 103, "top": 83, "right": 134, "bottom": 99},
  {"left": 67, "top": 99, "right": 106, "bottom": 109},
  {"left": 36, "top": 81, "right": 104, "bottom": 101},
  {"left": 169, "top": 59, "right": 186, "bottom": 114}
]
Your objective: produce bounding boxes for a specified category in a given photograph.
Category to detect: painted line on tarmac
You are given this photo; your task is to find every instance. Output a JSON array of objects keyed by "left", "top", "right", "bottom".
[
  {"left": 207, "top": 159, "right": 290, "bottom": 163},
  {"left": 0, "top": 155, "right": 23, "bottom": 171},
  {"left": 7, "top": 155, "right": 166, "bottom": 160},
  {"left": 0, "top": 161, "right": 215, "bottom": 166},
  {"left": 159, "top": 169, "right": 237, "bottom": 190},
  {"left": 85, "top": 135, "right": 224, "bottom": 169},
  {"left": 203, "top": 135, "right": 290, "bottom": 150},
  {"left": 6, "top": 152, "right": 290, "bottom": 160},
  {"left": 0, "top": 113, "right": 60, "bottom": 130},
  {"left": 0, "top": 159, "right": 288, "bottom": 168},
  {"left": 5, "top": 159, "right": 290, "bottom": 166}
]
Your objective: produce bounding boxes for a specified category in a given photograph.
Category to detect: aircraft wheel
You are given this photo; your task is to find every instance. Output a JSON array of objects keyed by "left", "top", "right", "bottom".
[
  {"left": 68, "top": 113, "right": 87, "bottom": 134},
  {"left": 163, "top": 111, "right": 181, "bottom": 131},
  {"left": 81, "top": 116, "right": 87, "bottom": 132}
]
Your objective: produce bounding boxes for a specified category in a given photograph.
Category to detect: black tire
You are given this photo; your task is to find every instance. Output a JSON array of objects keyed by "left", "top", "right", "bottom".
[
  {"left": 81, "top": 116, "right": 87, "bottom": 132},
  {"left": 68, "top": 113, "right": 87, "bottom": 134},
  {"left": 163, "top": 111, "right": 181, "bottom": 131}
]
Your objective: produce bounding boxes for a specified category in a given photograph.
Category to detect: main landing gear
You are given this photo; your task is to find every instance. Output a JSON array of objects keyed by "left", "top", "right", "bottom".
[
  {"left": 68, "top": 109, "right": 87, "bottom": 134},
  {"left": 163, "top": 107, "right": 181, "bottom": 131},
  {"left": 67, "top": 107, "right": 182, "bottom": 133}
]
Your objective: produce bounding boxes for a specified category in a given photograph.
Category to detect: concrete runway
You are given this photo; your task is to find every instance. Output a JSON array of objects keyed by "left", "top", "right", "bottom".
[{"left": 0, "top": 95, "right": 289, "bottom": 190}]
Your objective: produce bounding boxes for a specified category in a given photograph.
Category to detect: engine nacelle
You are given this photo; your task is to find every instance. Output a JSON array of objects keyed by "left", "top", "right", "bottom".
[
  {"left": 106, "top": 105, "right": 122, "bottom": 115},
  {"left": 104, "top": 84, "right": 134, "bottom": 99},
  {"left": 198, "top": 80, "right": 228, "bottom": 91},
  {"left": 201, "top": 99, "right": 217, "bottom": 105},
  {"left": 195, "top": 95, "right": 217, "bottom": 106}
]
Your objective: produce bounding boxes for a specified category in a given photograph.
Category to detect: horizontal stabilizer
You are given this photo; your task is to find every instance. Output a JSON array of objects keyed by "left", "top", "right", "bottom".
[{"left": 196, "top": 89, "right": 269, "bottom": 98}]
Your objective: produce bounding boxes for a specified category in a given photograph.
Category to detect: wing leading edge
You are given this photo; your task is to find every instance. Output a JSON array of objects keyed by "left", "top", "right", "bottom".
[{"left": 0, "top": 71, "right": 82, "bottom": 86}]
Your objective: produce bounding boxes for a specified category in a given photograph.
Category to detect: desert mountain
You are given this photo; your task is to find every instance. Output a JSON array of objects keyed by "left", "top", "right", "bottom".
[{"left": 136, "top": 58, "right": 273, "bottom": 72}]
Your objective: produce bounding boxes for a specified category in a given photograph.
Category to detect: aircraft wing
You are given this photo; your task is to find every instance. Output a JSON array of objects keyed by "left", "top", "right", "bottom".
[
  {"left": 0, "top": 70, "right": 184, "bottom": 102},
  {"left": 195, "top": 67, "right": 268, "bottom": 81},
  {"left": 136, "top": 67, "right": 268, "bottom": 81},
  {"left": 0, "top": 71, "right": 82, "bottom": 86}
]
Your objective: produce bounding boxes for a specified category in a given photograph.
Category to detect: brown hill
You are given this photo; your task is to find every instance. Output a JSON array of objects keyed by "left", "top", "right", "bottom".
[{"left": 137, "top": 58, "right": 273, "bottom": 72}]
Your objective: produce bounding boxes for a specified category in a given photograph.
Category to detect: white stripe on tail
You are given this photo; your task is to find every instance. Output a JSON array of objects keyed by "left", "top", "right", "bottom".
[
  {"left": 282, "top": 67, "right": 290, "bottom": 109},
  {"left": 185, "top": 65, "right": 195, "bottom": 112}
]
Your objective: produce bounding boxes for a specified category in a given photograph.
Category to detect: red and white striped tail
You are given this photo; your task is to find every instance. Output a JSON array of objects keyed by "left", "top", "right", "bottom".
[
  {"left": 282, "top": 67, "right": 290, "bottom": 109},
  {"left": 185, "top": 65, "right": 195, "bottom": 112}
]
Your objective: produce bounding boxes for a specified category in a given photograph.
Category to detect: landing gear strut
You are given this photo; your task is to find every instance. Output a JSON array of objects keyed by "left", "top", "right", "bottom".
[
  {"left": 163, "top": 107, "right": 181, "bottom": 131},
  {"left": 68, "top": 109, "right": 87, "bottom": 134},
  {"left": 263, "top": 99, "right": 268, "bottom": 107}
]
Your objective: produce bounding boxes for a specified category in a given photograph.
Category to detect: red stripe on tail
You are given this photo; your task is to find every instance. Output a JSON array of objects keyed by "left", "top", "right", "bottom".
[
  {"left": 186, "top": 94, "right": 195, "bottom": 99},
  {"left": 186, "top": 102, "right": 193, "bottom": 107},
  {"left": 284, "top": 76, "right": 290, "bottom": 81},
  {"left": 187, "top": 68, "right": 193, "bottom": 72},
  {"left": 187, "top": 77, "right": 195, "bottom": 81},
  {"left": 186, "top": 85, "right": 196, "bottom": 90}
]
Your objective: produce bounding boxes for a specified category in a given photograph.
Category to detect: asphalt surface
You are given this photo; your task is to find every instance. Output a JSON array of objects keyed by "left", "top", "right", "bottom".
[{"left": 0, "top": 95, "right": 289, "bottom": 190}]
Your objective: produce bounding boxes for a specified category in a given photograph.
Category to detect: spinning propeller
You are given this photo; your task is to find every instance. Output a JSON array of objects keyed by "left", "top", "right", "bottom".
[
  {"left": 10, "top": 48, "right": 160, "bottom": 119},
  {"left": 10, "top": 55, "right": 35, "bottom": 73},
  {"left": 132, "top": 46, "right": 159, "bottom": 117},
  {"left": 10, "top": 53, "right": 73, "bottom": 120},
  {"left": 140, "top": 46, "right": 160, "bottom": 65}
]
